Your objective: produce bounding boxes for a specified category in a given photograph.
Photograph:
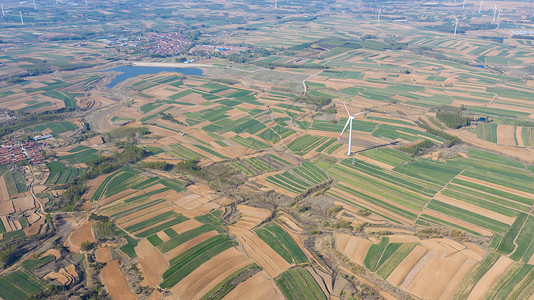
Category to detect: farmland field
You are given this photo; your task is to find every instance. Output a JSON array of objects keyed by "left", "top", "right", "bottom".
[
  {"left": 275, "top": 268, "right": 326, "bottom": 300},
  {"left": 4, "top": 1, "right": 534, "bottom": 299},
  {"left": 254, "top": 224, "right": 307, "bottom": 265}
]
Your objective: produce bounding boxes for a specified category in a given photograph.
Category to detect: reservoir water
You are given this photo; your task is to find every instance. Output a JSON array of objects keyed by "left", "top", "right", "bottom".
[{"left": 102, "top": 65, "right": 203, "bottom": 88}]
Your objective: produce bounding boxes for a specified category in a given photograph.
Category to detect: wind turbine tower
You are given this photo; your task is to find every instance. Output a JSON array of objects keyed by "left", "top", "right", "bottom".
[
  {"left": 492, "top": 4, "right": 497, "bottom": 23},
  {"left": 33, "top": 0, "right": 36, "bottom": 10},
  {"left": 497, "top": 8, "right": 501, "bottom": 22},
  {"left": 1, "top": 4, "right": 4, "bottom": 17},
  {"left": 274, "top": 0, "right": 277, "bottom": 9},
  {"left": 454, "top": 16, "right": 459, "bottom": 36},
  {"left": 19, "top": 11, "right": 23, "bottom": 24},
  {"left": 85, "top": 0, "right": 88, "bottom": 6},
  {"left": 377, "top": 8, "right": 382, "bottom": 22},
  {"left": 462, "top": 0, "right": 466, "bottom": 8},
  {"left": 338, "top": 102, "right": 369, "bottom": 156},
  {"left": 479, "top": 0, "right": 482, "bottom": 13}
]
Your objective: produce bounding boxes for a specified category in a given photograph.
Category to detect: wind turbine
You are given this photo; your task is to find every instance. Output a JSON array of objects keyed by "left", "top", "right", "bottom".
[
  {"left": 377, "top": 8, "right": 382, "bottom": 22},
  {"left": 479, "top": 0, "right": 482, "bottom": 13},
  {"left": 19, "top": 11, "right": 23, "bottom": 24},
  {"left": 338, "top": 102, "right": 369, "bottom": 156},
  {"left": 1, "top": 4, "right": 4, "bottom": 17},
  {"left": 454, "top": 16, "right": 459, "bottom": 36},
  {"left": 462, "top": 0, "right": 466, "bottom": 8},
  {"left": 492, "top": 4, "right": 497, "bottom": 23},
  {"left": 33, "top": 0, "right": 36, "bottom": 10},
  {"left": 274, "top": 0, "right": 277, "bottom": 9},
  {"left": 497, "top": 8, "right": 501, "bottom": 22}
]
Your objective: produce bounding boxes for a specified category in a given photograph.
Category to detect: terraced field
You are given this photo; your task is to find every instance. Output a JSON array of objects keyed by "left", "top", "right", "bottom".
[
  {"left": 254, "top": 224, "right": 307, "bottom": 265},
  {"left": 265, "top": 161, "right": 328, "bottom": 195},
  {"left": 275, "top": 268, "right": 326, "bottom": 300}
]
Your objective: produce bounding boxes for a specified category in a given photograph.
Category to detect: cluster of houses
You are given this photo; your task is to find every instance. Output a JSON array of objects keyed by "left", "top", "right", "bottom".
[{"left": 0, "top": 140, "right": 45, "bottom": 166}]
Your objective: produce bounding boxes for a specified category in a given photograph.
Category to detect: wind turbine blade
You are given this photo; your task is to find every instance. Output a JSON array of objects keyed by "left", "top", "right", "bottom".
[
  {"left": 338, "top": 119, "right": 351, "bottom": 140},
  {"left": 343, "top": 102, "right": 350, "bottom": 117}
]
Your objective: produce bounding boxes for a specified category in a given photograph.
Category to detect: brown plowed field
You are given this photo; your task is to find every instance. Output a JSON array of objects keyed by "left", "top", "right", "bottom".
[
  {"left": 96, "top": 247, "right": 111, "bottom": 263},
  {"left": 170, "top": 218, "right": 202, "bottom": 234},
  {"left": 0, "top": 200, "right": 14, "bottom": 215},
  {"left": 238, "top": 231, "right": 291, "bottom": 277},
  {"left": 13, "top": 196, "right": 35, "bottom": 212},
  {"left": 119, "top": 207, "right": 172, "bottom": 229},
  {"left": 222, "top": 270, "right": 284, "bottom": 300},
  {"left": 331, "top": 188, "right": 413, "bottom": 225},
  {"left": 66, "top": 222, "right": 95, "bottom": 253},
  {"left": 400, "top": 250, "right": 436, "bottom": 289},
  {"left": 387, "top": 246, "right": 427, "bottom": 286},
  {"left": 0, "top": 176, "right": 9, "bottom": 202},
  {"left": 516, "top": 127, "right": 525, "bottom": 147},
  {"left": 456, "top": 175, "right": 534, "bottom": 199},
  {"left": 228, "top": 205, "right": 271, "bottom": 236},
  {"left": 497, "top": 125, "right": 516, "bottom": 145},
  {"left": 100, "top": 188, "right": 136, "bottom": 206},
  {"left": 156, "top": 231, "right": 171, "bottom": 242},
  {"left": 433, "top": 193, "right": 514, "bottom": 225},
  {"left": 405, "top": 249, "right": 477, "bottom": 299},
  {"left": 170, "top": 247, "right": 252, "bottom": 299},
  {"left": 135, "top": 239, "right": 168, "bottom": 287},
  {"left": 163, "top": 231, "right": 219, "bottom": 261},
  {"left": 40, "top": 248, "right": 61, "bottom": 260},
  {"left": 115, "top": 202, "right": 170, "bottom": 224},
  {"left": 468, "top": 256, "right": 514, "bottom": 300},
  {"left": 336, "top": 233, "right": 372, "bottom": 265},
  {"left": 422, "top": 209, "right": 492, "bottom": 236},
  {"left": 101, "top": 260, "right": 136, "bottom": 300}
]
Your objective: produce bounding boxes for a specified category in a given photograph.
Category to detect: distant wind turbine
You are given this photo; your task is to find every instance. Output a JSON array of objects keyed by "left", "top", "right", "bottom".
[
  {"left": 377, "top": 8, "right": 382, "bottom": 22},
  {"left": 497, "top": 8, "right": 501, "bottom": 22},
  {"left": 479, "top": 0, "right": 482, "bottom": 13},
  {"left": 492, "top": 4, "right": 497, "bottom": 23},
  {"left": 33, "top": 0, "right": 36, "bottom": 10},
  {"left": 454, "top": 16, "right": 459, "bottom": 36},
  {"left": 19, "top": 11, "right": 23, "bottom": 24},
  {"left": 274, "top": 0, "right": 277, "bottom": 9},
  {"left": 462, "top": 0, "right": 466, "bottom": 8},
  {"left": 1, "top": 4, "right": 4, "bottom": 17},
  {"left": 338, "top": 102, "right": 369, "bottom": 156}
]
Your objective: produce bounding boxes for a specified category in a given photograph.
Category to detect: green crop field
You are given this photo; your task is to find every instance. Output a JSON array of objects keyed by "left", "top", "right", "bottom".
[
  {"left": 20, "top": 255, "right": 54, "bottom": 271},
  {"left": 160, "top": 235, "right": 237, "bottom": 289},
  {"left": 158, "top": 224, "right": 217, "bottom": 253},
  {"left": 487, "top": 263, "right": 534, "bottom": 299},
  {"left": 376, "top": 243, "right": 418, "bottom": 279},
  {"left": 255, "top": 224, "right": 307, "bottom": 264},
  {"left": 0, "top": 269, "right": 46, "bottom": 300},
  {"left": 59, "top": 148, "right": 98, "bottom": 164},
  {"left": 509, "top": 216, "right": 534, "bottom": 262},
  {"left": 45, "top": 162, "right": 83, "bottom": 185},
  {"left": 26, "top": 121, "right": 78, "bottom": 135},
  {"left": 363, "top": 237, "right": 390, "bottom": 271},
  {"left": 275, "top": 268, "right": 326, "bottom": 300},
  {"left": 454, "top": 252, "right": 501, "bottom": 299},
  {"left": 3, "top": 171, "right": 27, "bottom": 196},
  {"left": 359, "top": 148, "right": 411, "bottom": 167},
  {"left": 497, "top": 213, "right": 528, "bottom": 254}
]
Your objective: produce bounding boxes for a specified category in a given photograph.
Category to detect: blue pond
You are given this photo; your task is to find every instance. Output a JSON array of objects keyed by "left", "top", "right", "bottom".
[{"left": 102, "top": 65, "right": 203, "bottom": 88}]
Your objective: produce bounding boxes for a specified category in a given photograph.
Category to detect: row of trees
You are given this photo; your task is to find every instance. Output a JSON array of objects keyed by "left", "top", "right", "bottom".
[
  {"left": 436, "top": 112, "right": 474, "bottom": 129},
  {"left": 418, "top": 118, "right": 461, "bottom": 147}
]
